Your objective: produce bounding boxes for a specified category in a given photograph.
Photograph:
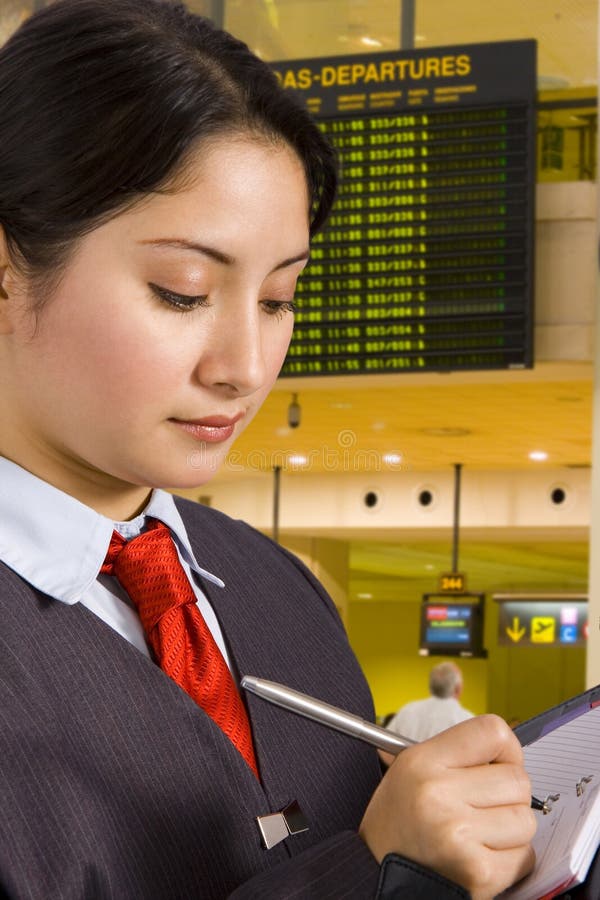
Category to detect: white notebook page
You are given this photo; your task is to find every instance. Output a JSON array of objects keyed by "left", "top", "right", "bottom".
[{"left": 502, "top": 704, "right": 600, "bottom": 899}]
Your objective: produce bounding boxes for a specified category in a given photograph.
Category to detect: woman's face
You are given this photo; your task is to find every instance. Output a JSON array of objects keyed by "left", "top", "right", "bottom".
[{"left": 0, "top": 136, "right": 310, "bottom": 513}]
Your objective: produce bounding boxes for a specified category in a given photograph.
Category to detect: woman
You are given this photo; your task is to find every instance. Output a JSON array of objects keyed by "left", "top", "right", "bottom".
[{"left": 0, "top": 1, "right": 535, "bottom": 897}]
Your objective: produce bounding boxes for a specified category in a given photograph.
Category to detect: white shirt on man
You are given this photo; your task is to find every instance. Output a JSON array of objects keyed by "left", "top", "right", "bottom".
[{"left": 386, "top": 695, "right": 474, "bottom": 742}]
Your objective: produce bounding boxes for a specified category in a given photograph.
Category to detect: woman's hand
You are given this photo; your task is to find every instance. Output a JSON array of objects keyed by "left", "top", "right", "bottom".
[{"left": 359, "top": 714, "right": 537, "bottom": 900}]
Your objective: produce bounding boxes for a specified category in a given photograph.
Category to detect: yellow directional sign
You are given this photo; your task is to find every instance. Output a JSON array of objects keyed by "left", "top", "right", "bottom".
[
  {"left": 497, "top": 600, "right": 588, "bottom": 647},
  {"left": 505, "top": 616, "right": 526, "bottom": 643},
  {"left": 531, "top": 616, "right": 555, "bottom": 643}
]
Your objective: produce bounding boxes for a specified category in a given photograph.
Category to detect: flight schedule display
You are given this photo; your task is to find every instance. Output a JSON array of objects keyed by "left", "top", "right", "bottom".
[{"left": 272, "top": 41, "right": 536, "bottom": 376}]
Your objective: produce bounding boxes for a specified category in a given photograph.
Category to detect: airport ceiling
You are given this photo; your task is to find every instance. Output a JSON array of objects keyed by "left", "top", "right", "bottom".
[
  {"left": 224, "top": 0, "right": 597, "bottom": 92},
  {"left": 0, "top": 1, "right": 596, "bottom": 89},
  {"left": 211, "top": 363, "right": 594, "bottom": 481}
]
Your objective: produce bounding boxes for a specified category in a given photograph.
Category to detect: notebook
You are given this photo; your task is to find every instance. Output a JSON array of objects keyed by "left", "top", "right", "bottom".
[{"left": 501, "top": 684, "right": 600, "bottom": 900}]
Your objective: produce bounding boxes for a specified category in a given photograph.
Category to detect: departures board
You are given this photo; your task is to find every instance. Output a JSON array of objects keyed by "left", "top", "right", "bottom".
[{"left": 272, "top": 40, "right": 536, "bottom": 376}]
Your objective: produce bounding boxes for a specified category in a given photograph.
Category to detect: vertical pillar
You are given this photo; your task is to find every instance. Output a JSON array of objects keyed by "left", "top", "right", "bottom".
[
  {"left": 586, "top": 18, "right": 600, "bottom": 687},
  {"left": 207, "top": 0, "right": 225, "bottom": 29},
  {"left": 400, "top": 0, "right": 416, "bottom": 50},
  {"left": 272, "top": 465, "right": 281, "bottom": 544},
  {"left": 586, "top": 232, "right": 600, "bottom": 687}
]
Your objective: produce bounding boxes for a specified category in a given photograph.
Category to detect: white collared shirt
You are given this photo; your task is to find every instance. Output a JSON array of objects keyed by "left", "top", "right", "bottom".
[{"left": 0, "top": 456, "right": 231, "bottom": 666}]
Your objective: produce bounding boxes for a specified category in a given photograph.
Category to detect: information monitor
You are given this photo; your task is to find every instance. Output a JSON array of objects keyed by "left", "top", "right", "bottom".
[
  {"left": 419, "top": 593, "right": 487, "bottom": 657},
  {"left": 272, "top": 40, "right": 537, "bottom": 376}
]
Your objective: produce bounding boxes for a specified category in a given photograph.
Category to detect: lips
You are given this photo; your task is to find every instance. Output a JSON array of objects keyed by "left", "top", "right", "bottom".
[{"left": 169, "top": 412, "right": 244, "bottom": 443}]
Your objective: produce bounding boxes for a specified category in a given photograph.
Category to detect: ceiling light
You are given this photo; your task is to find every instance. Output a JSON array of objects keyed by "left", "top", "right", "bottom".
[
  {"left": 383, "top": 453, "right": 402, "bottom": 465},
  {"left": 357, "top": 592, "right": 373, "bottom": 600},
  {"left": 287, "top": 454, "right": 308, "bottom": 467},
  {"left": 360, "top": 36, "right": 382, "bottom": 48},
  {"left": 529, "top": 450, "right": 548, "bottom": 462},
  {"left": 330, "top": 401, "right": 353, "bottom": 410}
]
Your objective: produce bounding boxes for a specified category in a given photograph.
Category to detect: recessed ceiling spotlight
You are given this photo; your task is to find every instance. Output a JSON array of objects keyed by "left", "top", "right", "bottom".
[
  {"left": 287, "top": 454, "right": 308, "bottom": 467},
  {"left": 529, "top": 450, "right": 548, "bottom": 462},
  {"left": 357, "top": 592, "right": 373, "bottom": 600},
  {"left": 330, "top": 401, "right": 353, "bottom": 410},
  {"left": 360, "top": 35, "right": 382, "bottom": 48},
  {"left": 371, "top": 421, "right": 386, "bottom": 432},
  {"left": 415, "top": 34, "right": 427, "bottom": 42},
  {"left": 383, "top": 453, "right": 402, "bottom": 465}
]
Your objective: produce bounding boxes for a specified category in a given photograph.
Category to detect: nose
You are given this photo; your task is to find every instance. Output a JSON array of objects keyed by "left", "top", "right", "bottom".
[{"left": 194, "top": 302, "right": 268, "bottom": 397}]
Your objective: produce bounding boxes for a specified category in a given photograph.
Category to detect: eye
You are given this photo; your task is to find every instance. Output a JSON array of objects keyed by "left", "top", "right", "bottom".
[
  {"left": 261, "top": 299, "right": 297, "bottom": 318},
  {"left": 149, "top": 282, "right": 208, "bottom": 311}
]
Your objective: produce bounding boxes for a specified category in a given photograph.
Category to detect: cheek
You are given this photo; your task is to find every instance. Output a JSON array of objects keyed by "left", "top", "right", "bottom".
[
  {"left": 266, "top": 319, "right": 294, "bottom": 376},
  {"left": 32, "top": 301, "right": 170, "bottom": 408}
]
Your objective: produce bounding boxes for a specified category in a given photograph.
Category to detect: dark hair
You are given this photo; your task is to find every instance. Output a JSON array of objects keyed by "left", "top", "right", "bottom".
[{"left": 0, "top": 0, "right": 337, "bottom": 287}]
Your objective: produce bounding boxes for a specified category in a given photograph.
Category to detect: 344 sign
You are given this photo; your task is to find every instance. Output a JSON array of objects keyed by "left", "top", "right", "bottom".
[{"left": 439, "top": 572, "right": 467, "bottom": 593}]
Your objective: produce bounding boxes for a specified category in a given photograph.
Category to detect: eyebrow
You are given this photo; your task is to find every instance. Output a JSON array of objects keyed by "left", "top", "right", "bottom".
[{"left": 138, "top": 238, "right": 310, "bottom": 272}]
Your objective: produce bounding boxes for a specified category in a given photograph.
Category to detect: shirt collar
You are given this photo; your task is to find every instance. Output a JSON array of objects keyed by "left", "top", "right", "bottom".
[{"left": 0, "top": 457, "right": 224, "bottom": 605}]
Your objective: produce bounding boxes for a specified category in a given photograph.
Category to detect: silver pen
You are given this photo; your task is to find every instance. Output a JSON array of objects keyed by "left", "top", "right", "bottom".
[
  {"left": 241, "top": 675, "right": 415, "bottom": 754},
  {"left": 242, "top": 675, "right": 551, "bottom": 812}
]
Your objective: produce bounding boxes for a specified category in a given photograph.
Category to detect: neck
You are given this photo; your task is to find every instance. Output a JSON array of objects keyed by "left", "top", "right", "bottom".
[{"left": 1, "top": 449, "right": 153, "bottom": 521}]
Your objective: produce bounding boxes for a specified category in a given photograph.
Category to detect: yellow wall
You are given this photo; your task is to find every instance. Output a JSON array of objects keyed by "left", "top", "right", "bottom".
[{"left": 347, "top": 600, "right": 489, "bottom": 718}]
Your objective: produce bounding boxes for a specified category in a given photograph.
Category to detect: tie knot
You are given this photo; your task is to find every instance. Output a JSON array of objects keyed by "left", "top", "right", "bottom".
[
  {"left": 101, "top": 519, "right": 194, "bottom": 630},
  {"left": 101, "top": 529, "right": 127, "bottom": 572}
]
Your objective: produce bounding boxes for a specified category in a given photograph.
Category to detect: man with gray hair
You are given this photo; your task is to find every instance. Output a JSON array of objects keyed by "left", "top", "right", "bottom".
[{"left": 385, "top": 661, "right": 474, "bottom": 743}]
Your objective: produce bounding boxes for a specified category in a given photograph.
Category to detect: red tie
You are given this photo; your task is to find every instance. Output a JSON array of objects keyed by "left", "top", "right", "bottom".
[{"left": 101, "top": 519, "right": 259, "bottom": 778}]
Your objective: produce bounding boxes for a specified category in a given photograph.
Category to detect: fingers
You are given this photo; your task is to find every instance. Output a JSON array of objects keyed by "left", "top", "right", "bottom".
[
  {"left": 460, "top": 804, "right": 538, "bottom": 852},
  {"left": 441, "top": 758, "right": 532, "bottom": 809},
  {"left": 418, "top": 714, "right": 525, "bottom": 769}
]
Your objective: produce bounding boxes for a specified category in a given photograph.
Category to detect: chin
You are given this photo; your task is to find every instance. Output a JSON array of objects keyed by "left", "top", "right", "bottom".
[
  {"left": 165, "top": 471, "right": 223, "bottom": 491},
  {"left": 120, "top": 437, "right": 234, "bottom": 492},
  {"left": 163, "top": 451, "right": 229, "bottom": 490}
]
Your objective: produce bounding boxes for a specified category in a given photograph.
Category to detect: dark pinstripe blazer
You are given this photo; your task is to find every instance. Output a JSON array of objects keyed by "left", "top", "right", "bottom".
[{"left": 0, "top": 497, "right": 468, "bottom": 899}]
